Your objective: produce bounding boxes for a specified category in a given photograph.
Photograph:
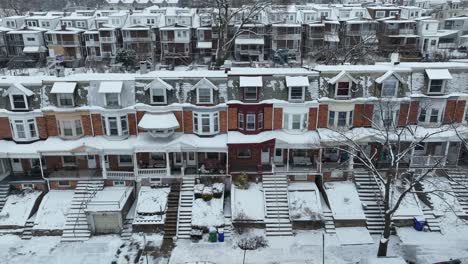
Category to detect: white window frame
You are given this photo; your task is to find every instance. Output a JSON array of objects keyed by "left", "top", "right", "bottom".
[
  {"left": 289, "top": 86, "right": 305, "bottom": 101},
  {"left": 375, "top": 11, "right": 386, "bottom": 18},
  {"left": 427, "top": 79, "right": 446, "bottom": 94},
  {"left": 104, "top": 93, "right": 121, "bottom": 107},
  {"left": 58, "top": 119, "right": 83, "bottom": 138},
  {"left": 192, "top": 112, "right": 220, "bottom": 135},
  {"left": 9, "top": 118, "right": 39, "bottom": 142},
  {"left": 335, "top": 81, "right": 351, "bottom": 98},
  {"left": 381, "top": 77, "right": 399, "bottom": 97},
  {"left": 101, "top": 114, "right": 129, "bottom": 137},
  {"left": 62, "top": 156, "right": 77, "bottom": 167},
  {"left": 418, "top": 106, "right": 442, "bottom": 124},
  {"left": 57, "top": 93, "right": 74, "bottom": 107},
  {"left": 118, "top": 155, "right": 133, "bottom": 166},
  {"left": 283, "top": 113, "right": 308, "bottom": 131},
  {"left": 328, "top": 111, "right": 353, "bottom": 128},
  {"left": 374, "top": 108, "right": 399, "bottom": 127},
  {"left": 246, "top": 113, "right": 256, "bottom": 131},
  {"left": 9, "top": 94, "right": 28, "bottom": 110},
  {"left": 464, "top": 105, "right": 468, "bottom": 124},
  {"left": 196, "top": 87, "right": 213, "bottom": 104},
  {"left": 150, "top": 87, "right": 167, "bottom": 104},
  {"left": 244, "top": 87, "right": 258, "bottom": 101},
  {"left": 258, "top": 112, "right": 264, "bottom": 129},
  {"left": 238, "top": 112, "right": 244, "bottom": 130}
]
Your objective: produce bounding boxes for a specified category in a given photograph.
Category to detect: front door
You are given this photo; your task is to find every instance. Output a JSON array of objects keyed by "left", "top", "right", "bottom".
[
  {"left": 87, "top": 155, "right": 97, "bottom": 169},
  {"left": 11, "top": 158, "right": 23, "bottom": 172},
  {"left": 446, "top": 142, "right": 460, "bottom": 166},
  {"left": 173, "top": 152, "right": 183, "bottom": 167},
  {"left": 186, "top": 152, "right": 196, "bottom": 166},
  {"left": 261, "top": 148, "right": 270, "bottom": 165},
  {"left": 274, "top": 149, "right": 283, "bottom": 164}
]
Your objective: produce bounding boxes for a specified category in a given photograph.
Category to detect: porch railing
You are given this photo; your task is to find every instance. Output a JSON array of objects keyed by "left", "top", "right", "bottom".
[
  {"left": 137, "top": 168, "right": 167, "bottom": 177},
  {"left": 410, "top": 155, "right": 446, "bottom": 167},
  {"left": 106, "top": 171, "right": 135, "bottom": 180}
]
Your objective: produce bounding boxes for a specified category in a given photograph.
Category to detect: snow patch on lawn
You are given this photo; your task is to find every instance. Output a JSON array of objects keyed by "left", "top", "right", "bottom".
[
  {"left": 33, "top": 190, "right": 74, "bottom": 230},
  {"left": 232, "top": 183, "right": 264, "bottom": 222},
  {"left": 0, "top": 191, "right": 42, "bottom": 227},
  {"left": 192, "top": 198, "right": 224, "bottom": 228}
]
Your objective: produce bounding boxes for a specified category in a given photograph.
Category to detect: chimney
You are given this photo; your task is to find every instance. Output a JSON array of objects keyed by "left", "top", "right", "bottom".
[
  {"left": 139, "top": 61, "right": 148, "bottom": 74},
  {"left": 390, "top": 53, "right": 400, "bottom": 65},
  {"left": 61, "top": 24, "right": 67, "bottom": 31},
  {"left": 224, "top": 60, "right": 232, "bottom": 73}
]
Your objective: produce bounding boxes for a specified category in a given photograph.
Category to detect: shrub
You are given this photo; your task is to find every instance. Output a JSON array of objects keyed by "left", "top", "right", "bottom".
[
  {"left": 212, "top": 183, "right": 224, "bottom": 198},
  {"left": 234, "top": 173, "right": 249, "bottom": 190},
  {"left": 202, "top": 186, "right": 213, "bottom": 201}
]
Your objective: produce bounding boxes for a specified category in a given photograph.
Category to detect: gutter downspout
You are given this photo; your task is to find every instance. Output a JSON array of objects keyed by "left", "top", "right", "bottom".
[
  {"left": 89, "top": 112, "right": 95, "bottom": 136},
  {"left": 38, "top": 153, "right": 50, "bottom": 191}
]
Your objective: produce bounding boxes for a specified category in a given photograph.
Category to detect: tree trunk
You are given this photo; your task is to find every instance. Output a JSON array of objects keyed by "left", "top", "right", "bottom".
[{"left": 377, "top": 171, "right": 393, "bottom": 257}]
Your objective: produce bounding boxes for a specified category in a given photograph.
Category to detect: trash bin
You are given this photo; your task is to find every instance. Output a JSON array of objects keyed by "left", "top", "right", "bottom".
[
  {"left": 217, "top": 228, "right": 224, "bottom": 242},
  {"left": 413, "top": 216, "right": 426, "bottom": 231},
  {"left": 208, "top": 227, "right": 217, "bottom": 242}
]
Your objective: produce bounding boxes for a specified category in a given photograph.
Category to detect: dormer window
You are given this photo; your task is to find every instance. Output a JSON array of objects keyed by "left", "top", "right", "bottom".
[
  {"left": 244, "top": 87, "right": 258, "bottom": 101},
  {"left": 106, "top": 93, "right": 120, "bottom": 107},
  {"left": 11, "top": 95, "right": 27, "bottom": 109},
  {"left": 197, "top": 87, "right": 213, "bottom": 104},
  {"left": 336, "top": 82, "right": 351, "bottom": 97},
  {"left": 286, "top": 76, "right": 308, "bottom": 102},
  {"left": 425, "top": 69, "right": 452, "bottom": 94},
  {"left": 145, "top": 78, "right": 173, "bottom": 105},
  {"left": 57, "top": 94, "right": 74, "bottom": 107},
  {"left": 240, "top": 76, "right": 262, "bottom": 102},
  {"left": 375, "top": 71, "right": 404, "bottom": 97},
  {"left": 3, "top": 83, "right": 33, "bottom": 111},
  {"left": 328, "top": 71, "right": 357, "bottom": 99},
  {"left": 99, "top": 81, "right": 123, "bottom": 108}
]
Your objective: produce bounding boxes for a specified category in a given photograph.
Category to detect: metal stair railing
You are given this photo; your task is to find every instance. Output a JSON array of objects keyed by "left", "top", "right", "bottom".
[{"left": 72, "top": 182, "right": 102, "bottom": 238}]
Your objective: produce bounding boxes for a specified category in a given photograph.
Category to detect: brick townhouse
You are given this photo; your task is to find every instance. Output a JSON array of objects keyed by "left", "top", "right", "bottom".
[{"left": 0, "top": 62, "right": 467, "bottom": 192}]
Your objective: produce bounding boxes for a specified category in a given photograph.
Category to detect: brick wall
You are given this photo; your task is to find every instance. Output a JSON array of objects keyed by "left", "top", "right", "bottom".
[
  {"left": 228, "top": 107, "right": 238, "bottom": 130},
  {"left": 137, "top": 111, "right": 145, "bottom": 133},
  {"left": 174, "top": 111, "right": 183, "bottom": 132},
  {"left": 273, "top": 108, "right": 283, "bottom": 130},
  {"left": 308, "top": 108, "right": 318, "bottom": 130},
  {"left": 45, "top": 156, "right": 62, "bottom": 170},
  {"left": 353, "top": 104, "right": 374, "bottom": 127},
  {"left": 128, "top": 113, "right": 137, "bottom": 135},
  {"left": 81, "top": 114, "right": 93, "bottom": 136},
  {"left": 49, "top": 180, "right": 77, "bottom": 190},
  {"left": 220, "top": 110, "right": 227, "bottom": 133},
  {"left": 455, "top": 100, "right": 467, "bottom": 123},
  {"left": 228, "top": 146, "right": 261, "bottom": 170},
  {"left": 444, "top": 100, "right": 467, "bottom": 124},
  {"left": 183, "top": 110, "right": 193, "bottom": 133},
  {"left": 318, "top": 104, "right": 328, "bottom": 128},
  {"left": 45, "top": 115, "right": 58, "bottom": 136},
  {"left": 408, "top": 101, "right": 419, "bottom": 125},
  {"left": 21, "top": 159, "right": 31, "bottom": 171},
  {"left": 0, "top": 117, "right": 12, "bottom": 139},
  {"left": 398, "top": 103, "right": 409, "bottom": 127},
  {"left": 264, "top": 106, "right": 273, "bottom": 130},
  {"left": 91, "top": 113, "right": 103, "bottom": 136},
  {"left": 36, "top": 117, "right": 47, "bottom": 139}
]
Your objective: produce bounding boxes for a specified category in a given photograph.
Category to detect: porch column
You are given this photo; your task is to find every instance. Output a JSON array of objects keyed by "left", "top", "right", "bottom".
[
  {"left": 101, "top": 154, "right": 107, "bottom": 179},
  {"left": 133, "top": 152, "right": 138, "bottom": 179},
  {"left": 38, "top": 154, "right": 45, "bottom": 180},
  {"left": 348, "top": 148, "right": 355, "bottom": 171},
  {"left": 165, "top": 152, "right": 170, "bottom": 177},
  {"left": 443, "top": 142, "right": 450, "bottom": 166},
  {"left": 318, "top": 148, "right": 322, "bottom": 173},
  {"left": 225, "top": 151, "right": 229, "bottom": 175},
  {"left": 286, "top": 148, "right": 290, "bottom": 172}
]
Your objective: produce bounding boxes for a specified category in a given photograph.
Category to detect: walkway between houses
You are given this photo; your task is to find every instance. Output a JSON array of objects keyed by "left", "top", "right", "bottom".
[
  {"left": 177, "top": 177, "right": 195, "bottom": 239},
  {"left": 61, "top": 180, "right": 104, "bottom": 242},
  {"left": 263, "top": 175, "right": 293, "bottom": 236}
]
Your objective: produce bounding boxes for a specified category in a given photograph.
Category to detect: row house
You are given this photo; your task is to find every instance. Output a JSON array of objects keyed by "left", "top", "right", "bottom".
[
  {"left": 5, "top": 27, "right": 48, "bottom": 65},
  {"left": 417, "top": 18, "right": 459, "bottom": 57},
  {"left": 376, "top": 18, "right": 419, "bottom": 55},
  {"left": 45, "top": 26, "right": 86, "bottom": 67}
]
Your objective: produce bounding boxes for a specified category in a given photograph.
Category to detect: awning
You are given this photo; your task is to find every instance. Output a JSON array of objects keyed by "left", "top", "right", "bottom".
[
  {"left": 286, "top": 76, "right": 309, "bottom": 87},
  {"left": 240, "top": 76, "right": 262, "bottom": 87},
  {"left": 425, "top": 69, "right": 452, "bottom": 80},
  {"left": 235, "top": 38, "right": 265, "bottom": 45},
  {"left": 138, "top": 113, "right": 180, "bottom": 130},
  {"left": 98, "top": 81, "right": 123, "bottom": 93},
  {"left": 197, "top": 41, "right": 212, "bottom": 49},
  {"left": 50, "top": 82, "right": 77, "bottom": 94},
  {"left": 23, "top": 46, "right": 44, "bottom": 53}
]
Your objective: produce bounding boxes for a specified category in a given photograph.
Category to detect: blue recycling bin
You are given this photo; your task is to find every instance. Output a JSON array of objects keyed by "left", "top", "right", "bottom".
[
  {"left": 217, "top": 228, "right": 224, "bottom": 242},
  {"left": 413, "top": 217, "right": 426, "bottom": 231}
]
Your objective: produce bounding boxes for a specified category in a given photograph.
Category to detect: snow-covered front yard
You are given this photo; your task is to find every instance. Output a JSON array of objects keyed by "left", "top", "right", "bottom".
[
  {"left": 325, "top": 181, "right": 366, "bottom": 221},
  {"left": 33, "top": 190, "right": 74, "bottom": 231},
  {"left": 192, "top": 198, "right": 224, "bottom": 229},
  {"left": 288, "top": 182, "right": 322, "bottom": 221},
  {"left": 134, "top": 186, "right": 170, "bottom": 224},
  {"left": 232, "top": 183, "right": 264, "bottom": 222},
  {"left": 0, "top": 191, "right": 42, "bottom": 227}
]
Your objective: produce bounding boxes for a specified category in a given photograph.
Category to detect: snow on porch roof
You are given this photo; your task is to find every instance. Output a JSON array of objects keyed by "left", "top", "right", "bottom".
[
  {"left": 98, "top": 81, "right": 123, "bottom": 93},
  {"left": 134, "top": 132, "right": 227, "bottom": 152},
  {"left": 235, "top": 38, "right": 265, "bottom": 45},
  {"left": 138, "top": 113, "right": 180, "bottom": 130},
  {"left": 50, "top": 82, "right": 77, "bottom": 94},
  {"left": 425, "top": 69, "right": 452, "bottom": 80},
  {"left": 285, "top": 76, "right": 309, "bottom": 87},
  {"left": 227, "top": 131, "right": 320, "bottom": 148},
  {"left": 239, "top": 76, "right": 263, "bottom": 87}
]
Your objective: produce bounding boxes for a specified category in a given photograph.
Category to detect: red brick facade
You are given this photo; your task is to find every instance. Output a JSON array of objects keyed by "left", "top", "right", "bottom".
[
  {"left": 408, "top": 101, "right": 419, "bottom": 125},
  {"left": 174, "top": 111, "right": 183, "bottom": 132},
  {"left": 273, "top": 108, "right": 283, "bottom": 130},
  {"left": 353, "top": 104, "right": 374, "bottom": 127},
  {"left": 398, "top": 103, "right": 409, "bottom": 127},
  {"left": 318, "top": 104, "right": 328, "bottom": 128},
  {"left": 220, "top": 110, "right": 227, "bottom": 133},
  {"left": 36, "top": 116, "right": 47, "bottom": 139},
  {"left": 264, "top": 106, "right": 273, "bottom": 130},
  {"left": 45, "top": 115, "right": 58, "bottom": 136},
  {"left": 128, "top": 113, "right": 137, "bottom": 135},
  {"left": 444, "top": 100, "right": 467, "bottom": 124},
  {"left": 81, "top": 114, "right": 93, "bottom": 136},
  {"left": 0, "top": 117, "right": 12, "bottom": 139},
  {"left": 91, "top": 113, "right": 104, "bottom": 136},
  {"left": 228, "top": 107, "right": 238, "bottom": 130},
  {"left": 183, "top": 110, "right": 193, "bottom": 133},
  {"left": 308, "top": 108, "right": 318, "bottom": 130}
]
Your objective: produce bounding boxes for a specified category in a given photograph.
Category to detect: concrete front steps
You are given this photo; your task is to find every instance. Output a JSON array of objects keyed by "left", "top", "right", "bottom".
[
  {"left": 61, "top": 180, "right": 104, "bottom": 242},
  {"left": 21, "top": 219, "right": 35, "bottom": 240},
  {"left": 263, "top": 175, "right": 292, "bottom": 236},
  {"left": 163, "top": 182, "right": 181, "bottom": 242},
  {"left": 0, "top": 183, "right": 10, "bottom": 212},
  {"left": 446, "top": 169, "right": 468, "bottom": 217},
  {"left": 354, "top": 170, "right": 386, "bottom": 235},
  {"left": 323, "top": 209, "right": 336, "bottom": 234},
  {"left": 177, "top": 177, "right": 195, "bottom": 239},
  {"left": 121, "top": 218, "right": 133, "bottom": 241}
]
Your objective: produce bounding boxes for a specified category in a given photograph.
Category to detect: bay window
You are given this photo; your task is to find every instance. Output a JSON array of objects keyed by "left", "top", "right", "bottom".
[
  {"left": 57, "top": 93, "right": 74, "bottom": 107},
  {"left": 10, "top": 118, "right": 38, "bottom": 141},
  {"left": 101, "top": 114, "right": 129, "bottom": 137},
  {"left": 374, "top": 109, "right": 398, "bottom": 127},
  {"left": 197, "top": 87, "right": 213, "bottom": 104},
  {"left": 283, "top": 112, "right": 308, "bottom": 131},
  {"left": 246, "top": 113, "right": 256, "bottom": 131},
  {"left": 238, "top": 111, "right": 264, "bottom": 132},
  {"left": 58, "top": 119, "right": 83, "bottom": 137},
  {"left": 238, "top": 112, "right": 244, "bottom": 128},
  {"left": 328, "top": 111, "right": 353, "bottom": 128},
  {"left": 419, "top": 103, "right": 443, "bottom": 124},
  {"left": 151, "top": 87, "right": 166, "bottom": 104},
  {"left": 193, "top": 112, "right": 219, "bottom": 135}
]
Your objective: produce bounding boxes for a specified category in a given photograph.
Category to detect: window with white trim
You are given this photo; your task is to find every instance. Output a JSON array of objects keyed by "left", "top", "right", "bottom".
[
  {"left": 62, "top": 156, "right": 76, "bottom": 167},
  {"left": 328, "top": 111, "right": 353, "bottom": 128},
  {"left": 381, "top": 77, "right": 399, "bottom": 97},
  {"left": 101, "top": 115, "right": 129, "bottom": 137},
  {"left": 289, "top": 87, "right": 305, "bottom": 101},
  {"left": 375, "top": 11, "right": 386, "bottom": 18},
  {"left": 283, "top": 113, "right": 308, "bottom": 131},
  {"left": 336, "top": 82, "right": 351, "bottom": 97},
  {"left": 237, "top": 148, "right": 251, "bottom": 158},
  {"left": 374, "top": 109, "right": 399, "bottom": 127},
  {"left": 246, "top": 113, "right": 256, "bottom": 131},
  {"left": 105, "top": 93, "right": 120, "bottom": 107},
  {"left": 9, "top": 118, "right": 38, "bottom": 142},
  {"left": 419, "top": 107, "right": 442, "bottom": 124},
  {"left": 238, "top": 112, "right": 244, "bottom": 128},
  {"left": 258, "top": 113, "right": 263, "bottom": 129},
  {"left": 193, "top": 112, "right": 219, "bottom": 135},
  {"left": 244, "top": 87, "right": 258, "bottom": 101},
  {"left": 197, "top": 87, "right": 213, "bottom": 104},
  {"left": 57, "top": 93, "right": 74, "bottom": 107},
  {"left": 10, "top": 94, "right": 28, "bottom": 110},
  {"left": 428, "top": 79, "right": 446, "bottom": 94},
  {"left": 58, "top": 119, "right": 83, "bottom": 137},
  {"left": 118, "top": 155, "right": 133, "bottom": 166},
  {"left": 150, "top": 87, "right": 166, "bottom": 104}
]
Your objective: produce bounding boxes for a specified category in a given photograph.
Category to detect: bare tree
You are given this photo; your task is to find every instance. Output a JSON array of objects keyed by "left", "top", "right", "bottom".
[
  {"left": 211, "top": 0, "right": 271, "bottom": 66},
  {"left": 325, "top": 99, "right": 456, "bottom": 256}
]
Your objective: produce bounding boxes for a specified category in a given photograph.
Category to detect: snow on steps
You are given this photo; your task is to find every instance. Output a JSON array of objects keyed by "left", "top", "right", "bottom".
[
  {"left": 418, "top": 179, "right": 442, "bottom": 232},
  {"left": 121, "top": 218, "right": 133, "bottom": 241},
  {"left": 224, "top": 216, "right": 233, "bottom": 239},
  {"left": 177, "top": 177, "right": 194, "bottom": 239},
  {"left": 322, "top": 209, "right": 336, "bottom": 234},
  {"left": 163, "top": 183, "right": 180, "bottom": 241},
  {"left": 0, "top": 183, "right": 10, "bottom": 212},
  {"left": 354, "top": 170, "right": 386, "bottom": 235},
  {"left": 61, "top": 180, "right": 104, "bottom": 242},
  {"left": 263, "top": 175, "right": 292, "bottom": 237},
  {"left": 446, "top": 169, "right": 468, "bottom": 218},
  {"left": 21, "top": 219, "right": 35, "bottom": 240}
]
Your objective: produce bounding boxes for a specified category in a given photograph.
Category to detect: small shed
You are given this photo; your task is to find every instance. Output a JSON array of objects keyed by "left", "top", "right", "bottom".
[{"left": 85, "top": 187, "right": 134, "bottom": 234}]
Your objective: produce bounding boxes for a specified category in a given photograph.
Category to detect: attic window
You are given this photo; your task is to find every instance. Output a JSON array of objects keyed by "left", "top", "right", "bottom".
[
  {"left": 336, "top": 82, "right": 351, "bottom": 97},
  {"left": 382, "top": 78, "right": 399, "bottom": 97},
  {"left": 11, "top": 94, "right": 27, "bottom": 109},
  {"left": 197, "top": 87, "right": 213, "bottom": 104},
  {"left": 151, "top": 87, "right": 166, "bottom": 104},
  {"left": 425, "top": 69, "right": 452, "bottom": 94},
  {"left": 57, "top": 94, "right": 74, "bottom": 107}
]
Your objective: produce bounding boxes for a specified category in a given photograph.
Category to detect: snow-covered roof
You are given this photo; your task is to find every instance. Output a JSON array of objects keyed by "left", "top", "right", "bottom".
[
  {"left": 228, "top": 130, "right": 320, "bottom": 148},
  {"left": 144, "top": 78, "right": 173, "bottom": 90},
  {"left": 134, "top": 132, "right": 227, "bottom": 152},
  {"left": 239, "top": 76, "right": 262, "bottom": 87},
  {"left": 196, "top": 41, "right": 212, "bottom": 49},
  {"left": 86, "top": 187, "right": 133, "bottom": 212},
  {"left": 138, "top": 113, "right": 180, "bottom": 130},
  {"left": 2, "top": 83, "right": 34, "bottom": 97},
  {"left": 425, "top": 69, "right": 452, "bottom": 80},
  {"left": 234, "top": 38, "right": 265, "bottom": 45},
  {"left": 191, "top": 77, "right": 218, "bottom": 91},
  {"left": 375, "top": 70, "right": 404, "bottom": 84},
  {"left": 98, "top": 81, "right": 123, "bottom": 93},
  {"left": 50, "top": 82, "right": 77, "bottom": 94},
  {"left": 285, "top": 76, "right": 309, "bottom": 87},
  {"left": 328, "top": 70, "right": 358, "bottom": 84},
  {"left": 23, "top": 46, "right": 46, "bottom": 53}
]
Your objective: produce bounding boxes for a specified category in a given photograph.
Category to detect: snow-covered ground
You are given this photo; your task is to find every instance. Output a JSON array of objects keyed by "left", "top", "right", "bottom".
[
  {"left": 134, "top": 186, "right": 170, "bottom": 224},
  {"left": 288, "top": 182, "right": 322, "bottom": 221},
  {"left": 232, "top": 183, "right": 264, "bottom": 222},
  {"left": 0, "top": 191, "right": 42, "bottom": 227},
  {"left": 325, "top": 181, "right": 366, "bottom": 221},
  {"left": 33, "top": 190, "right": 74, "bottom": 230},
  {"left": 192, "top": 197, "right": 224, "bottom": 229}
]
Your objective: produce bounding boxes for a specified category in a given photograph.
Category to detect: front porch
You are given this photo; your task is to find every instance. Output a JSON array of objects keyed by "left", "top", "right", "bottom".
[{"left": 274, "top": 148, "right": 321, "bottom": 174}]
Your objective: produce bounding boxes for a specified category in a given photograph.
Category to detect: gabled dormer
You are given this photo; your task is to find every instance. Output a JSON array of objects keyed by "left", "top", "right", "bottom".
[
  {"left": 191, "top": 78, "right": 218, "bottom": 105},
  {"left": 144, "top": 78, "right": 173, "bottom": 105},
  {"left": 327, "top": 71, "right": 358, "bottom": 99},
  {"left": 2, "top": 83, "right": 34, "bottom": 111},
  {"left": 374, "top": 71, "right": 405, "bottom": 98}
]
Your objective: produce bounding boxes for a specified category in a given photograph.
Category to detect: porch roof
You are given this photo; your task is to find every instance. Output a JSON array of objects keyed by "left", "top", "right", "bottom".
[
  {"left": 37, "top": 136, "right": 137, "bottom": 155},
  {"left": 134, "top": 132, "right": 227, "bottom": 152},
  {"left": 235, "top": 38, "right": 265, "bottom": 45},
  {"left": 138, "top": 113, "right": 180, "bottom": 130},
  {"left": 227, "top": 131, "right": 320, "bottom": 148}
]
